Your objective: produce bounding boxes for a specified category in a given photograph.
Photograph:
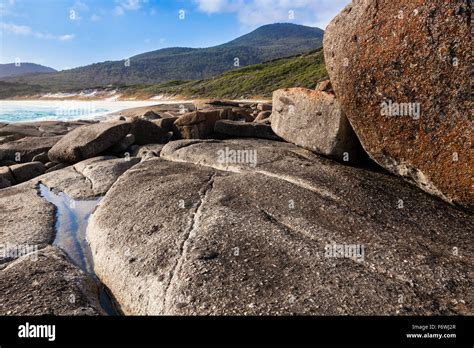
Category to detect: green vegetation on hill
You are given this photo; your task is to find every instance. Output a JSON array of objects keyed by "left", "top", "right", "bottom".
[
  {"left": 122, "top": 48, "right": 327, "bottom": 99},
  {"left": 0, "top": 81, "right": 46, "bottom": 99},
  {"left": 1, "top": 24, "right": 323, "bottom": 90}
]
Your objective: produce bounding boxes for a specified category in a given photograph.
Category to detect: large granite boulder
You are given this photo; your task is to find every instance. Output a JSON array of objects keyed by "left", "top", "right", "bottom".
[
  {"left": 254, "top": 111, "right": 272, "bottom": 123},
  {"left": 271, "top": 88, "right": 363, "bottom": 162},
  {"left": 257, "top": 103, "right": 272, "bottom": 112},
  {"left": 128, "top": 119, "right": 173, "bottom": 145},
  {"left": 215, "top": 120, "right": 280, "bottom": 140},
  {"left": 227, "top": 108, "right": 254, "bottom": 122},
  {"left": 48, "top": 121, "right": 131, "bottom": 163},
  {"left": 0, "top": 246, "right": 104, "bottom": 315},
  {"left": 87, "top": 139, "right": 472, "bottom": 315},
  {"left": 153, "top": 116, "right": 180, "bottom": 139},
  {"left": 9, "top": 161, "right": 46, "bottom": 184},
  {"left": 109, "top": 134, "right": 135, "bottom": 154},
  {"left": 324, "top": 0, "right": 472, "bottom": 208},
  {"left": 131, "top": 144, "right": 165, "bottom": 159},
  {"left": 174, "top": 111, "right": 222, "bottom": 139},
  {"left": 32, "top": 151, "right": 50, "bottom": 164},
  {"left": 0, "top": 166, "right": 15, "bottom": 189},
  {"left": 153, "top": 116, "right": 180, "bottom": 131}
]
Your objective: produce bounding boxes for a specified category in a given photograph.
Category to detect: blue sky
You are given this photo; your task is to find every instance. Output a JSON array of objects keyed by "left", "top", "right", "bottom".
[{"left": 0, "top": 0, "right": 350, "bottom": 70}]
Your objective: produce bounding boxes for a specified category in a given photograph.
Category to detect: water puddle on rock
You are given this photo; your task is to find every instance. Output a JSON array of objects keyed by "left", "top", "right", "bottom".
[{"left": 39, "top": 183, "right": 119, "bottom": 315}]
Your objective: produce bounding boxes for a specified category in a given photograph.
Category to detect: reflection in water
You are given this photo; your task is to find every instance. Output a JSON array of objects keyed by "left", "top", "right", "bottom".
[
  {"left": 39, "top": 184, "right": 118, "bottom": 315},
  {"left": 39, "top": 184, "right": 100, "bottom": 274}
]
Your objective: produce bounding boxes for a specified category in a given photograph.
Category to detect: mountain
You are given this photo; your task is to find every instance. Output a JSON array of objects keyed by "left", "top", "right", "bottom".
[
  {"left": 0, "top": 63, "right": 56, "bottom": 78},
  {"left": 0, "top": 48, "right": 327, "bottom": 100},
  {"left": 120, "top": 48, "right": 328, "bottom": 99},
  {"left": 2, "top": 23, "right": 324, "bottom": 91}
]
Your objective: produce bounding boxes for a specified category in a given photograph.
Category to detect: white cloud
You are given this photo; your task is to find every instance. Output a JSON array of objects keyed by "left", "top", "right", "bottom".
[
  {"left": 114, "top": 0, "right": 144, "bottom": 16},
  {"left": 113, "top": 6, "right": 125, "bottom": 16},
  {"left": 73, "top": 0, "right": 89, "bottom": 12},
  {"left": 0, "top": 22, "right": 75, "bottom": 41},
  {"left": 195, "top": 0, "right": 236, "bottom": 13},
  {"left": 58, "top": 34, "right": 75, "bottom": 41},
  {"left": 90, "top": 14, "right": 101, "bottom": 21},
  {"left": 0, "top": 22, "right": 31, "bottom": 35},
  {"left": 193, "top": 0, "right": 350, "bottom": 29},
  {"left": 121, "top": 0, "right": 141, "bottom": 10}
]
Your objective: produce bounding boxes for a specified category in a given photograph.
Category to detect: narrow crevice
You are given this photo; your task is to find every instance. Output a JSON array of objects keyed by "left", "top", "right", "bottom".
[
  {"left": 166, "top": 139, "right": 222, "bottom": 154},
  {"left": 72, "top": 165, "right": 94, "bottom": 193},
  {"left": 254, "top": 168, "right": 340, "bottom": 201},
  {"left": 257, "top": 207, "right": 440, "bottom": 296},
  {"left": 162, "top": 171, "right": 216, "bottom": 311},
  {"left": 258, "top": 207, "right": 322, "bottom": 248},
  {"left": 161, "top": 154, "right": 340, "bottom": 202}
]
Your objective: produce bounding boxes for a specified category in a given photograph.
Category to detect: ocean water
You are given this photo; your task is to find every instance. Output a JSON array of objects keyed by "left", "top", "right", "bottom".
[{"left": 0, "top": 100, "right": 163, "bottom": 123}]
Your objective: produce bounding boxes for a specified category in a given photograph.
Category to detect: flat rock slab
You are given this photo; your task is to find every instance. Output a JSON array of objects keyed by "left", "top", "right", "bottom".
[
  {"left": 40, "top": 156, "right": 140, "bottom": 200},
  {"left": 0, "top": 246, "right": 104, "bottom": 315},
  {"left": 76, "top": 157, "right": 140, "bottom": 195},
  {"left": 39, "top": 167, "right": 95, "bottom": 199},
  {"left": 88, "top": 140, "right": 473, "bottom": 315},
  {"left": 35, "top": 121, "right": 96, "bottom": 135},
  {"left": 0, "top": 180, "right": 55, "bottom": 264},
  {"left": 0, "top": 121, "right": 92, "bottom": 139},
  {"left": 161, "top": 139, "right": 362, "bottom": 200},
  {"left": 109, "top": 104, "right": 196, "bottom": 119},
  {"left": 0, "top": 136, "right": 63, "bottom": 162},
  {"left": 0, "top": 124, "right": 42, "bottom": 139}
]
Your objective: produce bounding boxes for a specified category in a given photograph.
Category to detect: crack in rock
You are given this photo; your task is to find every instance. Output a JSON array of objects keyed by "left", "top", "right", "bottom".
[
  {"left": 258, "top": 207, "right": 323, "bottom": 248},
  {"left": 254, "top": 169, "right": 339, "bottom": 201},
  {"left": 258, "top": 207, "right": 439, "bottom": 293},
  {"left": 72, "top": 165, "right": 95, "bottom": 192},
  {"left": 161, "top": 152, "right": 339, "bottom": 202},
  {"left": 162, "top": 171, "right": 217, "bottom": 311}
]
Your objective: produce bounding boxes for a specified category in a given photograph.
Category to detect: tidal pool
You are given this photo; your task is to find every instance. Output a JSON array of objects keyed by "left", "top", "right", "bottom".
[{"left": 39, "top": 183, "right": 118, "bottom": 315}]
